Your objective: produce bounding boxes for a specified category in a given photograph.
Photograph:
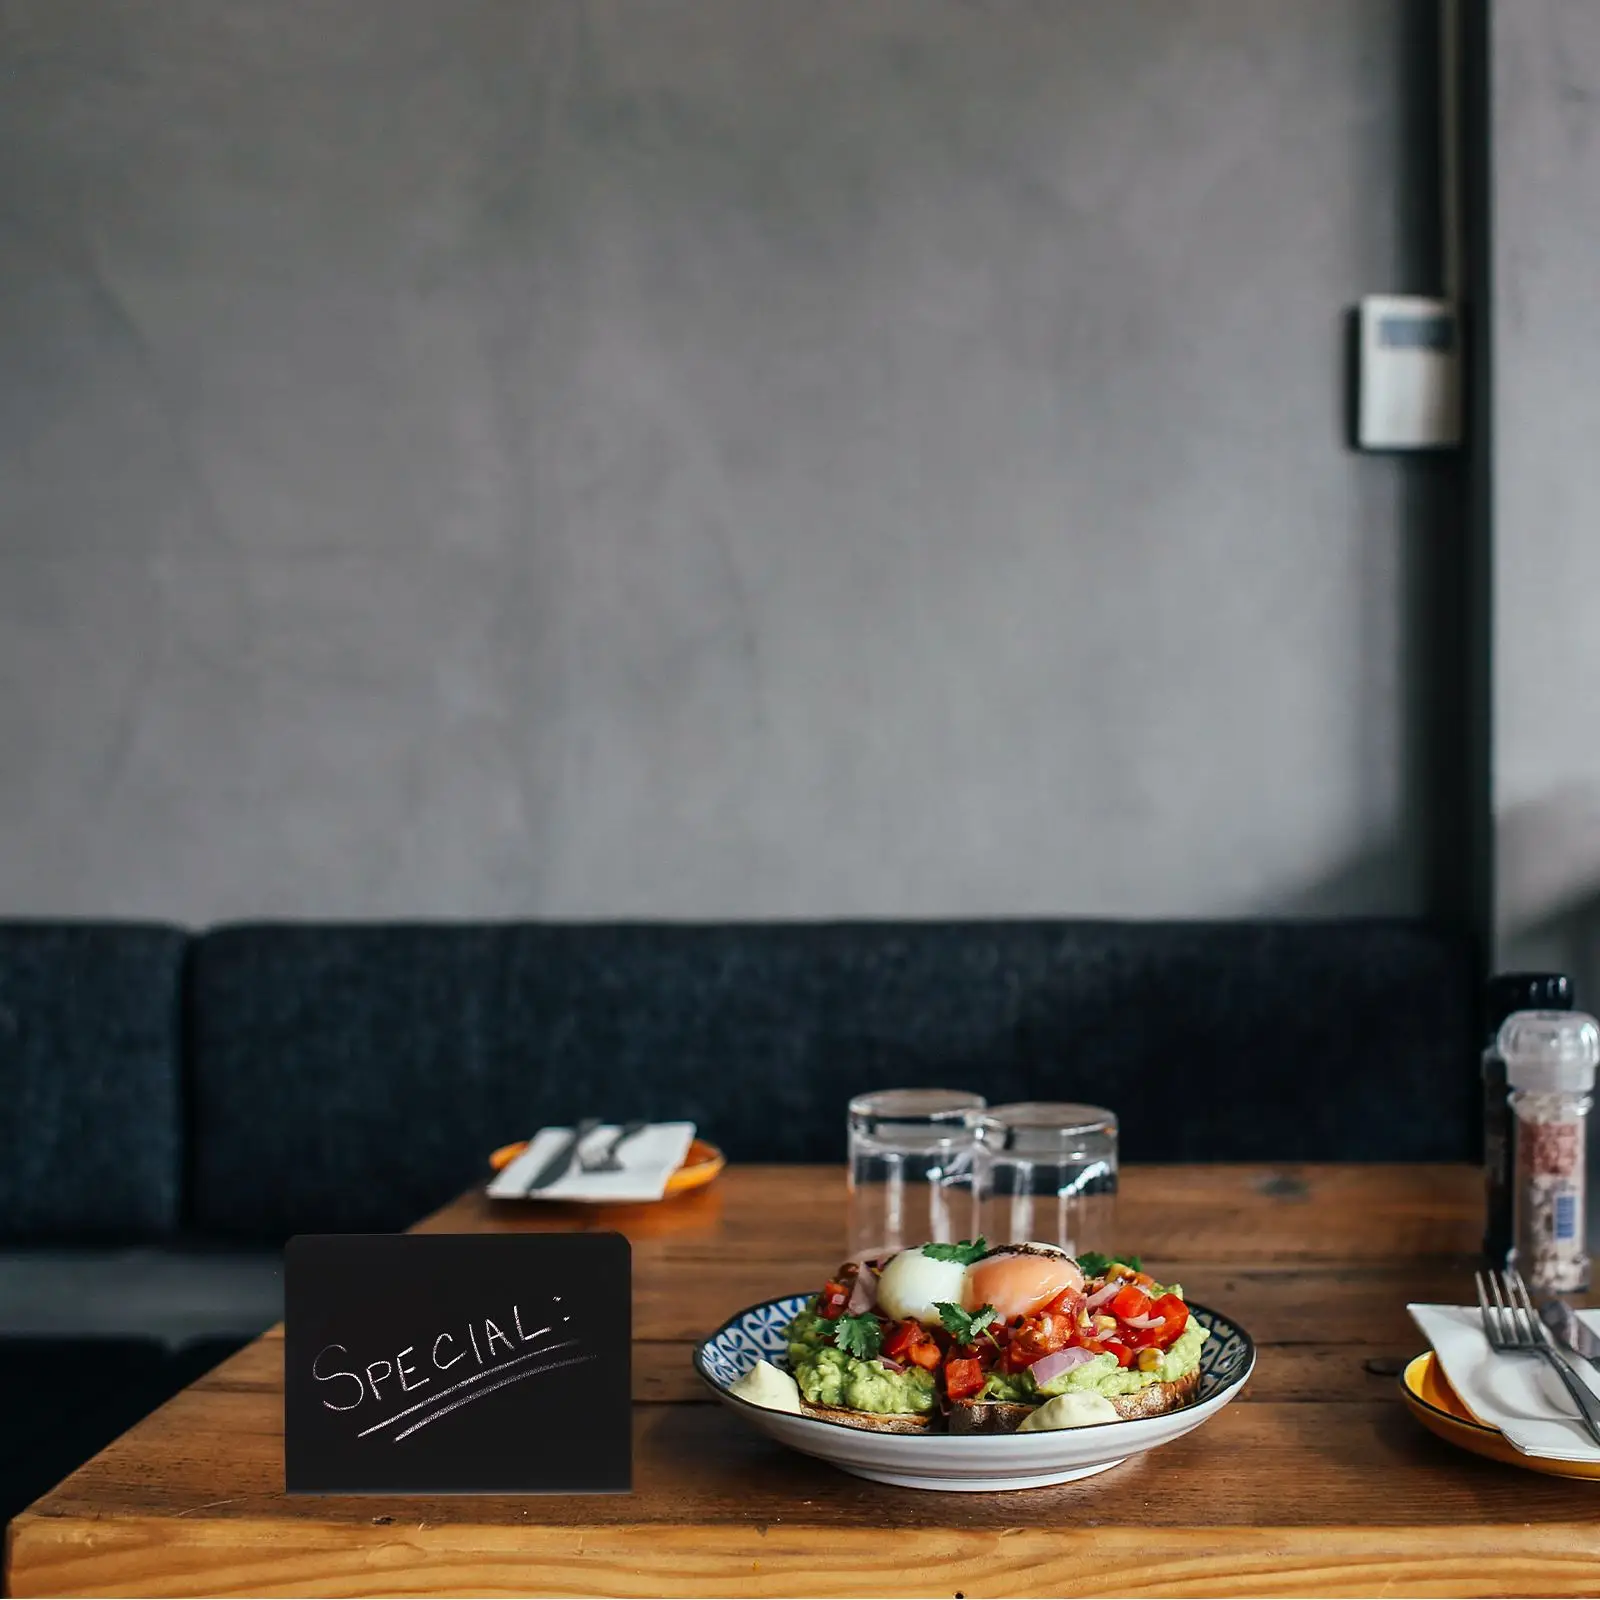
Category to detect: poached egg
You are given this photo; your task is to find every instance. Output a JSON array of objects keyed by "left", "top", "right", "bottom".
[
  {"left": 962, "top": 1243, "right": 1085, "bottom": 1322},
  {"left": 874, "top": 1248, "right": 968, "bottom": 1326},
  {"left": 875, "top": 1241, "right": 1085, "bottom": 1326}
]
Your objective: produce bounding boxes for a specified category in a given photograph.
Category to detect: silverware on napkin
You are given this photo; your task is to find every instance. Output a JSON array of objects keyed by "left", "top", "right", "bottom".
[
  {"left": 1476, "top": 1267, "right": 1600, "bottom": 1449},
  {"left": 1540, "top": 1296, "right": 1600, "bottom": 1369},
  {"left": 580, "top": 1119, "right": 649, "bottom": 1174},
  {"left": 523, "top": 1117, "right": 603, "bottom": 1195}
]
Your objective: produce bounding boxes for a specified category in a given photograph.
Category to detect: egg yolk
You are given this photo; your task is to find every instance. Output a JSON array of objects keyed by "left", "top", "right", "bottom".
[{"left": 962, "top": 1251, "right": 1084, "bottom": 1321}]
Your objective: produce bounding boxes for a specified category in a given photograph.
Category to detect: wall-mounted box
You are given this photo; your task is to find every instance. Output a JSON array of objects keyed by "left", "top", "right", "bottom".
[{"left": 1356, "top": 295, "right": 1462, "bottom": 450}]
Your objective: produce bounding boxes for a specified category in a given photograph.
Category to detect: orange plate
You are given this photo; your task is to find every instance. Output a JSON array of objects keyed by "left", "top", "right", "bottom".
[
  {"left": 1401, "top": 1351, "right": 1600, "bottom": 1480},
  {"left": 488, "top": 1136, "right": 725, "bottom": 1200}
]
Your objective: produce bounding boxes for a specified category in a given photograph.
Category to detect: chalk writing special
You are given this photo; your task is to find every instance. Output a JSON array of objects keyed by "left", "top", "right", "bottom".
[{"left": 311, "top": 1297, "right": 595, "bottom": 1443}]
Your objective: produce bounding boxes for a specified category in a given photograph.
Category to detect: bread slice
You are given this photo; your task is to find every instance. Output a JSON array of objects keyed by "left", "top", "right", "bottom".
[
  {"left": 1107, "top": 1364, "right": 1201, "bottom": 1420},
  {"left": 947, "top": 1400, "right": 1035, "bottom": 1436},
  {"left": 799, "top": 1400, "right": 933, "bottom": 1433},
  {"left": 948, "top": 1365, "right": 1202, "bottom": 1435}
]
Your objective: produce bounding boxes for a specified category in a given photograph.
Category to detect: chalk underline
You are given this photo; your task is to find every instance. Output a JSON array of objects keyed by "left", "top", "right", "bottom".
[
  {"left": 392, "top": 1352, "right": 598, "bottom": 1442},
  {"left": 356, "top": 1339, "right": 580, "bottom": 1438}
]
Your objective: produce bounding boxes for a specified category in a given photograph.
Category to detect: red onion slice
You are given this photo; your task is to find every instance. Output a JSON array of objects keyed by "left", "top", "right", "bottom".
[
  {"left": 877, "top": 1356, "right": 905, "bottom": 1373},
  {"left": 1085, "top": 1280, "right": 1123, "bottom": 1309},
  {"left": 846, "top": 1266, "right": 879, "bottom": 1316},
  {"left": 1027, "top": 1346, "right": 1100, "bottom": 1385},
  {"left": 1121, "top": 1312, "right": 1163, "bottom": 1329}
]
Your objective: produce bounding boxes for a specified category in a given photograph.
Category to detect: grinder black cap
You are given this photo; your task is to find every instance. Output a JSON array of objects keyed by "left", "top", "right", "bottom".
[{"left": 1485, "top": 972, "right": 1573, "bottom": 1042}]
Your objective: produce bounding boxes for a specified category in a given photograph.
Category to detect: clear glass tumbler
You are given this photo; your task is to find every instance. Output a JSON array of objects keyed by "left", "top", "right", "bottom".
[
  {"left": 846, "top": 1088, "right": 985, "bottom": 1261},
  {"left": 975, "top": 1102, "right": 1118, "bottom": 1255}
]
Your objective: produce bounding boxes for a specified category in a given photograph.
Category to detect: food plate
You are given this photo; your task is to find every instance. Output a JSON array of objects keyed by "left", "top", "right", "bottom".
[
  {"left": 1400, "top": 1351, "right": 1600, "bottom": 1481},
  {"left": 694, "top": 1294, "right": 1254, "bottom": 1492},
  {"left": 487, "top": 1136, "right": 725, "bottom": 1200}
]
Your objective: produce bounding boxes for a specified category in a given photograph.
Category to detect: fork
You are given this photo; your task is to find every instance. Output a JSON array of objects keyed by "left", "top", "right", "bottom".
[
  {"left": 1475, "top": 1267, "right": 1600, "bottom": 1449},
  {"left": 579, "top": 1119, "right": 649, "bottom": 1174}
]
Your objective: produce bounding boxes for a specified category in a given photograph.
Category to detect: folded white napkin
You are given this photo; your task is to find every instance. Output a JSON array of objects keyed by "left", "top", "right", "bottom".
[
  {"left": 487, "top": 1122, "right": 695, "bottom": 1204},
  {"left": 1409, "top": 1302, "right": 1600, "bottom": 1461}
]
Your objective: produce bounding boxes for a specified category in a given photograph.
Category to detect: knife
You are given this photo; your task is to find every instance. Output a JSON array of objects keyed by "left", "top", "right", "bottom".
[
  {"left": 1540, "top": 1297, "right": 1600, "bottom": 1369},
  {"left": 581, "top": 1119, "right": 650, "bottom": 1173},
  {"left": 523, "top": 1117, "right": 602, "bottom": 1195}
]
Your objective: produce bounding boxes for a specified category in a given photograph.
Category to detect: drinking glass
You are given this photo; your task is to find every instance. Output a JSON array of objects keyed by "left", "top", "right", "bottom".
[
  {"left": 975, "top": 1102, "right": 1118, "bottom": 1254},
  {"left": 846, "top": 1089, "right": 985, "bottom": 1261}
]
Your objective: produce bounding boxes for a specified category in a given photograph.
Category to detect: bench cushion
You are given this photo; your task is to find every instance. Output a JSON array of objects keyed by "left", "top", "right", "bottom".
[
  {"left": 0, "top": 923, "right": 187, "bottom": 1241},
  {"left": 188, "top": 919, "right": 1477, "bottom": 1239},
  {"left": 1031, "top": 918, "right": 1477, "bottom": 1173}
]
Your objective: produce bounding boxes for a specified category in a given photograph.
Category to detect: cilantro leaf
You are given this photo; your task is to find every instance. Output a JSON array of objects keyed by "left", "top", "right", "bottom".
[
  {"left": 831, "top": 1312, "right": 884, "bottom": 1361},
  {"left": 1075, "top": 1251, "right": 1143, "bottom": 1278},
  {"left": 921, "top": 1237, "right": 989, "bottom": 1266},
  {"left": 935, "top": 1301, "right": 1000, "bottom": 1344}
]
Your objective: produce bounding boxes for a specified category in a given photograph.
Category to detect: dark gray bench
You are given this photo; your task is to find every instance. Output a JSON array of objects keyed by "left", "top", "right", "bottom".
[
  {"left": 189, "top": 917, "right": 1479, "bottom": 1236},
  {"left": 0, "top": 923, "right": 241, "bottom": 1524}
]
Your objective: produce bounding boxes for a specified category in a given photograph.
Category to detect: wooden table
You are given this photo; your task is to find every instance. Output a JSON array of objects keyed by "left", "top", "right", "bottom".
[{"left": 9, "top": 1164, "right": 1600, "bottom": 1597}]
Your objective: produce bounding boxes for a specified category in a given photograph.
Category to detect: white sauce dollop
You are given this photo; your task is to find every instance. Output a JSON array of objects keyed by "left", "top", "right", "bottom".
[
  {"left": 729, "top": 1359, "right": 803, "bottom": 1414},
  {"left": 1016, "top": 1391, "right": 1120, "bottom": 1431}
]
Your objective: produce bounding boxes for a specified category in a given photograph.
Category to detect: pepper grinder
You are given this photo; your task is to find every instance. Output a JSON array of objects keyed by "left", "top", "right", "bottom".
[{"left": 1482, "top": 973, "right": 1572, "bottom": 1266}]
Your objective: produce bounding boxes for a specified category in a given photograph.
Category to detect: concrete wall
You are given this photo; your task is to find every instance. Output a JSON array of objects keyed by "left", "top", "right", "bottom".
[
  {"left": 0, "top": 0, "right": 1443, "bottom": 922},
  {"left": 1491, "top": 0, "right": 1600, "bottom": 992}
]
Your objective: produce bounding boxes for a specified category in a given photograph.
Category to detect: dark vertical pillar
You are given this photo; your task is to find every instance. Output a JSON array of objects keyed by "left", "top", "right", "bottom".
[{"left": 1458, "top": 0, "right": 1496, "bottom": 976}]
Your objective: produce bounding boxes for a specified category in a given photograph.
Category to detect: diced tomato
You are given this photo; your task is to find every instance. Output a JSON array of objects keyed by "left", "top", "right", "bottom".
[
  {"left": 818, "top": 1279, "right": 852, "bottom": 1319},
  {"left": 1043, "top": 1286, "right": 1085, "bottom": 1318},
  {"left": 883, "top": 1318, "right": 942, "bottom": 1369},
  {"left": 1069, "top": 1334, "right": 1132, "bottom": 1367},
  {"left": 1150, "top": 1293, "right": 1189, "bottom": 1348},
  {"left": 1044, "top": 1312, "right": 1071, "bottom": 1345},
  {"left": 999, "top": 1336, "right": 1027, "bottom": 1373},
  {"left": 1109, "top": 1284, "right": 1151, "bottom": 1321},
  {"left": 1002, "top": 1311, "right": 1071, "bottom": 1372},
  {"left": 1121, "top": 1292, "right": 1189, "bottom": 1351},
  {"left": 882, "top": 1319, "right": 923, "bottom": 1361},
  {"left": 944, "top": 1356, "right": 987, "bottom": 1402}
]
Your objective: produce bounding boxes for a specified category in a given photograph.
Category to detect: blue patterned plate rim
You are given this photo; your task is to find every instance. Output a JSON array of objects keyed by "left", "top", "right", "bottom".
[{"left": 693, "top": 1293, "right": 1255, "bottom": 1438}]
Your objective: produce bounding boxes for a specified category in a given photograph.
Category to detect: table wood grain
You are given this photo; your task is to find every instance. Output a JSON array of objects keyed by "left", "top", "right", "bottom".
[{"left": 9, "top": 1164, "right": 1600, "bottom": 1598}]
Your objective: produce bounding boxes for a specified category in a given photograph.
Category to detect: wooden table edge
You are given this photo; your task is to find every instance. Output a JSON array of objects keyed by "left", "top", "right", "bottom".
[{"left": 10, "top": 1512, "right": 1600, "bottom": 1599}]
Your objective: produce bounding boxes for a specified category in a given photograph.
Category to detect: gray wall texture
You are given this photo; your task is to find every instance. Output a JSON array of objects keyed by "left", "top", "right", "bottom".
[
  {"left": 1492, "top": 0, "right": 1600, "bottom": 988},
  {"left": 0, "top": 0, "right": 1442, "bottom": 922}
]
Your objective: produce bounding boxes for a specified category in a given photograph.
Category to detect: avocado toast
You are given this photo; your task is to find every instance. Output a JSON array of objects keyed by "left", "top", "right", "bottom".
[
  {"left": 783, "top": 1242, "right": 1209, "bottom": 1435},
  {"left": 786, "top": 1288, "right": 937, "bottom": 1431}
]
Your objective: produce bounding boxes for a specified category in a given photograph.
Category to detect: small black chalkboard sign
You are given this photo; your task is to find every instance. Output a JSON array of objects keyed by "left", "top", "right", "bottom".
[{"left": 285, "top": 1233, "right": 631, "bottom": 1495}]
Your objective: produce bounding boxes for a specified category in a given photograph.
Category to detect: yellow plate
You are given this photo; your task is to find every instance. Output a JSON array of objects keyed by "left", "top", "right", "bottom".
[
  {"left": 1401, "top": 1351, "right": 1600, "bottom": 1480},
  {"left": 488, "top": 1136, "right": 726, "bottom": 1199}
]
